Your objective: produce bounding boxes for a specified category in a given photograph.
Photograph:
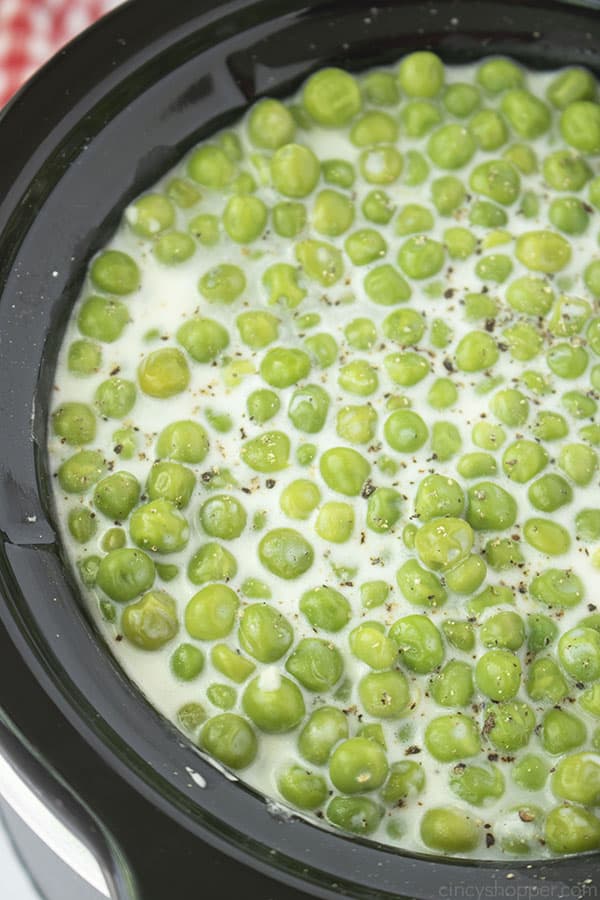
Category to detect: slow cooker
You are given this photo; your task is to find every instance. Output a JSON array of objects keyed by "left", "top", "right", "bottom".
[{"left": 1, "top": 1, "right": 599, "bottom": 897}]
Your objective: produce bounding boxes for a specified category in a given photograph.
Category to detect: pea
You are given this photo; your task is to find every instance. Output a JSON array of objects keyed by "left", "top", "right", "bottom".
[
  {"left": 428, "top": 123, "right": 476, "bottom": 170},
  {"left": 466, "top": 481, "right": 518, "bottom": 531},
  {"left": 359, "top": 145, "right": 404, "bottom": 185},
  {"left": 546, "top": 804, "right": 600, "bottom": 855},
  {"left": 443, "top": 81, "right": 480, "bottom": 118},
  {"left": 176, "top": 317, "right": 229, "bottom": 363},
  {"left": 560, "top": 100, "right": 600, "bottom": 154},
  {"left": 156, "top": 419, "right": 209, "bottom": 465},
  {"left": 187, "top": 143, "right": 235, "bottom": 188},
  {"left": 526, "top": 657, "right": 569, "bottom": 704},
  {"left": 326, "top": 796, "right": 383, "bottom": 836},
  {"left": 185, "top": 584, "right": 238, "bottom": 642},
  {"left": 442, "top": 620, "right": 475, "bottom": 653},
  {"left": 547, "top": 342, "right": 589, "bottom": 379},
  {"left": 360, "top": 581, "right": 390, "bottom": 611},
  {"left": 77, "top": 555, "right": 101, "bottom": 587},
  {"left": 467, "top": 584, "right": 514, "bottom": 616},
  {"left": 397, "top": 235, "right": 445, "bottom": 280},
  {"left": 239, "top": 431, "right": 290, "bottom": 474},
  {"left": 476, "top": 649, "right": 522, "bottom": 701},
  {"left": 95, "top": 548, "right": 154, "bottom": 603},
  {"left": 445, "top": 555, "right": 487, "bottom": 595},
  {"left": 90, "top": 250, "right": 139, "bottom": 295},
  {"left": 485, "top": 701, "right": 535, "bottom": 751},
  {"left": 558, "top": 626, "right": 600, "bottom": 681},
  {"left": 260, "top": 347, "right": 310, "bottom": 389},
  {"left": 527, "top": 474, "right": 572, "bottom": 514},
  {"left": 501, "top": 439, "right": 548, "bottom": 484},
  {"left": 421, "top": 807, "right": 480, "bottom": 853},
  {"left": 469, "top": 109, "right": 509, "bottom": 152},
  {"left": 302, "top": 67, "right": 361, "bottom": 125},
  {"left": 542, "top": 708, "right": 586, "bottom": 756},
  {"left": 186, "top": 542, "right": 236, "bottom": 588},
  {"left": 121, "top": 588, "right": 178, "bottom": 652},
  {"left": 244, "top": 389, "right": 278, "bottom": 426},
  {"left": 329, "top": 736, "right": 389, "bottom": 796},
  {"left": 430, "top": 661, "right": 474, "bottom": 707},
  {"left": 576, "top": 508, "right": 600, "bottom": 541},
  {"left": 580, "top": 683, "right": 600, "bottom": 716},
  {"left": 559, "top": 442, "right": 598, "bottom": 485},
  {"left": 52, "top": 402, "right": 97, "bottom": 446},
  {"left": 244, "top": 98, "right": 294, "bottom": 150},
  {"left": 77, "top": 296, "right": 130, "bottom": 343},
  {"left": 414, "top": 473, "right": 464, "bottom": 521},
  {"left": 258, "top": 528, "right": 314, "bottom": 580},
  {"left": 430, "top": 421, "right": 462, "bottom": 461},
  {"left": 198, "top": 494, "right": 246, "bottom": 541},
  {"left": 503, "top": 142, "right": 538, "bottom": 174},
  {"left": 425, "top": 714, "right": 480, "bottom": 761},
  {"left": 389, "top": 614, "right": 444, "bottom": 674},
  {"left": 543, "top": 149, "right": 592, "bottom": 192},
  {"left": 469, "top": 199, "right": 507, "bottom": 228},
  {"left": 504, "top": 322, "right": 544, "bottom": 362},
  {"left": 384, "top": 409, "right": 428, "bottom": 453},
  {"left": 359, "top": 670, "right": 410, "bottom": 719},
  {"left": 414, "top": 517, "right": 473, "bottom": 573},
  {"left": 67, "top": 507, "right": 97, "bottom": 544},
  {"left": 484, "top": 537, "right": 523, "bottom": 571},
  {"left": 552, "top": 753, "right": 600, "bottom": 806},
  {"left": 287, "top": 384, "right": 330, "bottom": 434},
  {"left": 457, "top": 452, "right": 497, "bottom": 480},
  {"left": 286, "top": 638, "right": 343, "bottom": 692},
  {"left": 92, "top": 471, "right": 140, "bottom": 522},
  {"left": 362, "top": 189, "right": 395, "bottom": 226},
  {"left": 275, "top": 763, "right": 328, "bottom": 811},
  {"left": 67, "top": 339, "right": 101, "bottom": 375},
  {"left": 348, "top": 622, "right": 396, "bottom": 670},
  {"left": 509, "top": 754, "right": 549, "bottom": 793},
  {"left": 298, "top": 707, "right": 348, "bottom": 766},
  {"left": 314, "top": 501, "right": 354, "bottom": 543},
  {"left": 243, "top": 673, "right": 305, "bottom": 734},
  {"left": 397, "top": 51, "right": 444, "bottom": 98},
  {"left": 501, "top": 88, "right": 551, "bottom": 137},
  {"left": 431, "top": 176, "right": 466, "bottom": 216},
  {"left": 319, "top": 446, "right": 370, "bottom": 497},
  {"left": 171, "top": 643, "right": 204, "bottom": 681},
  {"left": 278, "top": 479, "right": 319, "bottom": 520},
  {"left": 450, "top": 764, "right": 504, "bottom": 806},
  {"left": 200, "top": 713, "right": 257, "bottom": 770},
  {"left": 470, "top": 159, "right": 520, "bottom": 207},
  {"left": 300, "top": 584, "right": 351, "bottom": 632},
  {"left": 515, "top": 230, "right": 572, "bottom": 273},
  {"left": 427, "top": 377, "right": 458, "bottom": 411},
  {"left": 58, "top": 450, "right": 106, "bottom": 494}
]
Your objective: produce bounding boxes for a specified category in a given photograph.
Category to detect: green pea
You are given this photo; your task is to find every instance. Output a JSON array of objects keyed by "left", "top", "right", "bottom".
[
  {"left": 427, "top": 377, "right": 458, "bottom": 411},
  {"left": 414, "top": 517, "right": 473, "bottom": 573},
  {"left": 476, "top": 57, "right": 522, "bottom": 92},
  {"left": 400, "top": 99, "right": 441, "bottom": 137},
  {"left": 580, "top": 424, "right": 600, "bottom": 445},
  {"left": 246, "top": 98, "right": 295, "bottom": 150},
  {"left": 421, "top": 806, "right": 480, "bottom": 853},
  {"left": 510, "top": 754, "right": 549, "bottom": 793},
  {"left": 452, "top": 764, "right": 505, "bottom": 808},
  {"left": 334, "top": 403, "right": 378, "bottom": 445},
  {"left": 523, "top": 518, "right": 571, "bottom": 556},
  {"left": 475, "top": 254, "right": 513, "bottom": 284},
  {"left": 259, "top": 347, "right": 310, "bottom": 389},
  {"left": 501, "top": 88, "right": 551, "bottom": 137},
  {"left": 279, "top": 479, "right": 320, "bottom": 520},
  {"left": 475, "top": 649, "right": 521, "bottom": 701},
  {"left": 403, "top": 149, "right": 430, "bottom": 185},
  {"left": 171, "top": 643, "right": 204, "bottom": 681},
  {"left": 515, "top": 230, "right": 572, "bottom": 273},
  {"left": 361, "top": 580, "right": 390, "bottom": 610},
  {"left": 243, "top": 674, "right": 305, "bottom": 733},
  {"left": 90, "top": 250, "right": 139, "bottom": 295},
  {"left": 469, "top": 199, "right": 507, "bottom": 228},
  {"left": 205, "top": 683, "right": 236, "bottom": 711},
  {"left": 200, "top": 713, "right": 257, "bottom": 769},
  {"left": 67, "top": 507, "right": 97, "bottom": 543},
  {"left": 470, "top": 159, "right": 520, "bottom": 206},
  {"left": 348, "top": 623, "right": 396, "bottom": 670},
  {"left": 329, "top": 736, "right": 389, "bottom": 795},
  {"left": 361, "top": 70, "right": 399, "bottom": 106},
  {"left": 156, "top": 420, "right": 209, "bottom": 463},
  {"left": 389, "top": 614, "right": 444, "bottom": 674},
  {"left": 327, "top": 796, "right": 383, "bottom": 836},
  {"left": 527, "top": 473, "right": 573, "bottom": 513},
  {"left": 239, "top": 431, "right": 289, "bottom": 474},
  {"left": 95, "top": 378, "right": 136, "bottom": 420},
  {"left": 501, "top": 439, "right": 548, "bottom": 484},
  {"left": 121, "top": 589, "right": 178, "bottom": 650},
  {"left": 384, "top": 409, "right": 428, "bottom": 453},
  {"left": 445, "top": 555, "right": 487, "bottom": 595},
  {"left": 276, "top": 764, "right": 327, "bottom": 811},
  {"left": 480, "top": 611, "right": 525, "bottom": 651},
  {"left": 430, "top": 660, "right": 474, "bottom": 707},
  {"left": 457, "top": 452, "right": 497, "bottom": 479},
  {"left": 153, "top": 230, "right": 195, "bottom": 265},
  {"left": 546, "top": 804, "right": 600, "bottom": 855},
  {"left": 552, "top": 752, "right": 600, "bottom": 806},
  {"left": 365, "top": 487, "right": 402, "bottom": 535},
  {"left": 58, "top": 450, "right": 106, "bottom": 494},
  {"left": 77, "top": 555, "right": 101, "bottom": 587},
  {"left": 176, "top": 317, "right": 229, "bottom": 362},
  {"left": 431, "top": 176, "right": 466, "bottom": 216},
  {"left": 187, "top": 543, "right": 236, "bottom": 586},
  {"left": 463, "top": 292, "right": 498, "bottom": 321},
  {"left": 166, "top": 177, "right": 200, "bottom": 209},
  {"left": 467, "top": 584, "right": 515, "bottom": 616},
  {"left": 96, "top": 548, "right": 155, "bottom": 602},
  {"left": 469, "top": 109, "right": 509, "bottom": 151},
  {"left": 362, "top": 189, "right": 395, "bottom": 225},
  {"left": 558, "top": 626, "right": 600, "bottom": 682},
  {"left": 503, "top": 143, "right": 538, "bottom": 174},
  {"left": 442, "top": 619, "right": 475, "bottom": 653},
  {"left": 320, "top": 159, "right": 355, "bottom": 191},
  {"left": 319, "top": 446, "right": 370, "bottom": 497},
  {"left": 270, "top": 200, "right": 306, "bottom": 237},
  {"left": 296, "top": 443, "right": 317, "bottom": 467},
  {"left": 548, "top": 66, "right": 597, "bottom": 109},
  {"left": 363, "top": 265, "right": 411, "bottom": 307},
  {"left": 542, "top": 708, "right": 586, "bottom": 755},
  {"left": 398, "top": 51, "right": 444, "bottom": 97},
  {"left": 302, "top": 67, "right": 361, "bottom": 125},
  {"left": 343, "top": 320, "right": 377, "bottom": 354},
  {"left": 425, "top": 714, "right": 480, "bottom": 761},
  {"left": 506, "top": 275, "right": 554, "bottom": 316},
  {"left": 543, "top": 148, "right": 592, "bottom": 191},
  {"left": 300, "top": 585, "right": 350, "bottom": 632},
  {"left": 258, "top": 528, "right": 314, "bottom": 580},
  {"left": 576, "top": 508, "right": 600, "bottom": 541},
  {"left": 137, "top": 348, "right": 190, "bottom": 400},
  {"left": 484, "top": 537, "right": 523, "bottom": 571},
  {"left": 395, "top": 203, "right": 434, "bottom": 237},
  {"left": 430, "top": 421, "right": 461, "bottom": 461},
  {"left": 210, "top": 644, "right": 255, "bottom": 684},
  {"left": 188, "top": 212, "right": 220, "bottom": 245},
  {"left": 52, "top": 402, "right": 96, "bottom": 446},
  {"left": 486, "top": 701, "right": 535, "bottom": 752},
  {"left": 561, "top": 100, "right": 600, "bottom": 154},
  {"left": 92, "top": 471, "right": 140, "bottom": 521},
  {"left": 245, "top": 389, "right": 278, "bottom": 425},
  {"left": 584, "top": 261, "right": 600, "bottom": 299},
  {"left": 559, "top": 442, "right": 598, "bottom": 485},
  {"left": 549, "top": 196, "right": 590, "bottom": 235},
  {"left": 428, "top": 124, "right": 476, "bottom": 170},
  {"left": 286, "top": 385, "right": 330, "bottom": 435},
  {"left": 128, "top": 498, "right": 188, "bottom": 554},
  {"left": 298, "top": 706, "right": 348, "bottom": 765},
  {"left": 184, "top": 584, "right": 238, "bottom": 641},
  {"left": 526, "top": 656, "right": 568, "bottom": 704},
  {"left": 315, "top": 501, "right": 354, "bottom": 543},
  {"left": 349, "top": 110, "right": 397, "bottom": 147},
  {"left": 199, "top": 263, "right": 246, "bottom": 304},
  {"left": 466, "top": 481, "right": 517, "bottom": 531},
  {"left": 547, "top": 342, "right": 589, "bottom": 379},
  {"left": 188, "top": 144, "right": 235, "bottom": 188},
  {"left": 124, "top": 192, "right": 175, "bottom": 239},
  {"left": 359, "top": 146, "right": 403, "bottom": 185},
  {"left": 443, "top": 81, "right": 480, "bottom": 117},
  {"left": 199, "top": 494, "right": 246, "bottom": 540},
  {"left": 504, "top": 321, "right": 545, "bottom": 361},
  {"left": 285, "top": 637, "right": 343, "bottom": 692},
  {"left": 414, "top": 474, "right": 464, "bottom": 521},
  {"left": 397, "top": 235, "right": 445, "bottom": 280},
  {"left": 78, "top": 295, "right": 130, "bottom": 343},
  {"left": 455, "top": 331, "right": 499, "bottom": 372},
  {"left": 395, "top": 558, "right": 446, "bottom": 609},
  {"left": 270, "top": 143, "right": 320, "bottom": 198},
  {"left": 145, "top": 461, "right": 194, "bottom": 509},
  {"left": 358, "top": 670, "right": 410, "bottom": 720},
  {"left": 384, "top": 352, "right": 429, "bottom": 388},
  {"left": 67, "top": 339, "right": 101, "bottom": 375}
]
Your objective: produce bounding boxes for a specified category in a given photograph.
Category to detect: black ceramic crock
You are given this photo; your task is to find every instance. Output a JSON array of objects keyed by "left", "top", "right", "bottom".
[{"left": 1, "top": 1, "right": 599, "bottom": 897}]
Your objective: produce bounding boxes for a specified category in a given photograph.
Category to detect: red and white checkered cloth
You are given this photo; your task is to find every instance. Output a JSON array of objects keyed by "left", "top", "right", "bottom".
[{"left": 0, "top": 0, "right": 122, "bottom": 107}]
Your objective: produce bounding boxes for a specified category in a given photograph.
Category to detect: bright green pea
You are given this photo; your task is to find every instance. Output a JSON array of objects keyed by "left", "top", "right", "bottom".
[
  {"left": 246, "top": 389, "right": 280, "bottom": 425},
  {"left": 199, "top": 263, "right": 246, "bottom": 303},
  {"left": 584, "top": 260, "right": 600, "bottom": 298},
  {"left": 501, "top": 88, "right": 551, "bottom": 137},
  {"left": 527, "top": 473, "right": 573, "bottom": 513},
  {"left": 93, "top": 471, "right": 140, "bottom": 520},
  {"left": 442, "top": 620, "right": 475, "bottom": 653},
  {"left": 258, "top": 528, "right": 314, "bottom": 580},
  {"left": 344, "top": 318, "right": 377, "bottom": 351},
  {"left": 359, "top": 670, "right": 410, "bottom": 720},
  {"left": 153, "top": 231, "right": 195, "bottom": 265},
  {"left": 302, "top": 67, "right": 361, "bottom": 125},
  {"left": 272, "top": 201, "right": 307, "bottom": 237},
  {"left": 396, "top": 558, "right": 447, "bottom": 609},
  {"left": 464, "top": 292, "right": 498, "bottom": 320},
  {"left": 311, "top": 189, "right": 355, "bottom": 237},
  {"left": 506, "top": 276, "right": 554, "bottom": 316},
  {"left": 480, "top": 611, "right": 525, "bottom": 650},
  {"left": 467, "top": 584, "right": 515, "bottom": 616},
  {"left": 243, "top": 674, "right": 305, "bottom": 734},
  {"left": 400, "top": 99, "right": 442, "bottom": 137},
  {"left": 288, "top": 385, "right": 330, "bottom": 434},
  {"left": 475, "top": 254, "right": 513, "bottom": 283},
  {"left": 364, "top": 265, "right": 411, "bottom": 306},
  {"left": 176, "top": 317, "right": 229, "bottom": 363},
  {"left": 260, "top": 347, "right": 310, "bottom": 389},
  {"left": 384, "top": 351, "right": 429, "bottom": 386},
  {"left": 466, "top": 481, "right": 517, "bottom": 531},
  {"left": 485, "top": 537, "right": 523, "bottom": 570},
  {"left": 52, "top": 402, "right": 96, "bottom": 445},
  {"left": 444, "top": 81, "right": 480, "bottom": 117},
  {"left": 210, "top": 644, "right": 255, "bottom": 684},
  {"left": 200, "top": 713, "right": 257, "bottom": 769},
  {"left": 547, "top": 342, "right": 589, "bottom": 379},
  {"left": 414, "top": 473, "right": 464, "bottom": 521},
  {"left": 389, "top": 614, "right": 444, "bottom": 674},
  {"left": 502, "top": 439, "right": 548, "bottom": 483},
  {"left": 445, "top": 555, "right": 487, "bottom": 595},
  {"left": 206, "top": 683, "right": 237, "bottom": 711},
  {"left": 515, "top": 230, "right": 572, "bottom": 273},
  {"left": 350, "top": 110, "right": 398, "bottom": 146},
  {"left": 270, "top": 143, "right": 320, "bottom": 198},
  {"left": 295, "top": 238, "right": 343, "bottom": 286},
  {"left": 477, "top": 58, "right": 523, "bottom": 92},
  {"left": 545, "top": 805, "right": 600, "bottom": 855},
  {"left": 327, "top": 796, "right": 383, "bottom": 836},
  {"left": 235, "top": 311, "right": 279, "bottom": 351},
  {"left": 457, "top": 452, "right": 497, "bottom": 479},
  {"left": 552, "top": 753, "right": 600, "bottom": 806},
  {"left": 335, "top": 404, "right": 377, "bottom": 445},
  {"left": 398, "top": 235, "right": 445, "bottom": 279},
  {"left": 576, "top": 508, "right": 600, "bottom": 541},
  {"left": 548, "top": 67, "right": 597, "bottom": 109},
  {"left": 561, "top": 100, "right": 600, "bottom": 154},
  {"left": 361, "top": 580, "right": 390, "bottom": 610},
  {"left": 476, "top": 649, "right": 522, "bottom": 701},
  {"left": 319, "top": 446, "right": 370, "bottom": 497},
  {"left": 171, "top": 643, "right": 204, "bottom": 681},
  {"left": 427, "top": 378, "right": 458, "bottom": 411},
  {"left": 349, "top": 622, "right": 396, "bottom": 670},
  {"left": 247, "top": 98, "right": 295, "bottom": 149},
  {"left": 359, "top": 146, "right": 403, "bottom": 185},
  {"left": 279, "top": 479, "right": 320, "bottom": 520},
  {"left": 362, "top": 190, "right": 395, "bottom": 226},
  {"left": 146, "top": 461, "right": 195, "bottom": 509},
  {"left": 430, "top": 421, "right": 461, "bottom": 461},
  {"left": 523, "top": 518, "right": 571, "bottom": 555},
  {"left": 384, "top": 409, "right": 428, "bottom": 453},
  {"left": 490, "top": 388, "right": 529, "bottom": 426},
  {"left": 122, "top": 589, "right": 178, "bottom": 650},
  {"left": 199, "top": 494, "right": 246, "bottom": 540},
  {"left": 470, "top": 159, "right": 520, "bottom": 205},
  {"left": 286, "top": 638, "right": 343, "bottom": 692},
  {"left": 469, "top": 199, "right": 507, "bottom": 228},
  {"left": 77, "top": 555, "right": 101, "bottom": 587},
  {"left": 156, "top": 420, "right": 208, "bottom": 464},
  {"left": 559, "top": 626, "right": 600, "bottom": 682},
  {"left": 414, "top": 517, "right": 473, "bottom": 573},
  {"left": 58, "top": 450, "right": 106, "bottom": 494},
  {"left": 345, "top": 229, "right": 387, "bottom": 267},
  {"left": 187, "top": 542, "right": 237, "bottom": 586},
  {"left": 398, "top": 51, "right": 444, "bottom": 97},
  {"left": 503, "top": 143, "right": 538, "bottom": 174},
  {"left": 188, "top": 145, "right": 235, "bottom": 188},
  {"left": 431, "top": 176, "right": 466, "bottom": 216},
  {"left": 166, "top": 177, "right": 200, "bottom": 209},
  {"left": 428, "top": 124, "right": 476, "bottom": 169},
  {"left": 559, "top": 442, "right": 598, "bottom": 485},
  {"left": 95, "top": 377, "right": 136, "bottom": 419},
  {"left": 222, "top": 194, "right": 267, "bottom": 243},
  {"left": 67, "top": 507, "right": 97, "bottom": 543},
  {"left": 543, "top": 148, "right": 592, "bottom": 191},
  {"left": 486, "top": 701, "right": 536, "bottom": 751},
  {"left": 67, "top": 339, "right": 101, "bottom": 375},
  {"left": 321, "top": 158, "right": 356, "bottom": 189},
  {"left": 425, "top": 714, "right": 480, "bottom": 761},
  {"left": 455, "top": 331, "right": 499, "bottom": 372},
  {"left": 549, "top": 196, "right": 590, "bottom": 235},
  {"left": 365, "top": 487, "right": 402, "bottom": 535},
  {"left": 137, "top": 348, "right": 189, "bottom": 399},
  {"left": 403, "top": 149, "right": 430, "bottom": 185},
  {"left": 96, "top": 548, "right": 154, "bottom": 602},
  {"left": 238, "top": 603, "right": 293, "bottom": 664},
  {"left": 240, "top": 431, "right": 290, "bottom": 474},
  {"left": 298, "top": 706, "right": 348, "bottom": 765},
  {"left": 315, "top": 501, "right": 354, "bottom": 543},
  {"left": 542, "top": 708, "right": 586, "bottom": 755},
  {"left": 395, "top": 203, "right": 434, "bottom": 237},
  {"left": 511, "top": 754, "right": 549, "bottom": 792},
  {"left": 526, "top": 656, "right": 569, "bottom": 704},
  {"left": 130, "top": 498, "right": 188, "bottom": 554},
  {"left": 90, "top": 250, "right": 140, "bottom": 295},
  {"left": 469, "top": 108, "right": 509, "bottom": 151},
  {"left": 550, "top": 296, "right": 593, "bottom": 338},
  {"left": 329, "top": 736, "right": 389, "bottom": 795},
  {"left": 362, "top": 70, "right": 399, "bottom": 106},
  {"left": 430, "top": 660, "right": 474, "bottom": 708},
  {"left": 189, "top": 213, "right": 220, "bottom": 245},
  {"left": 277, "top": 764, "right": 328, "bottom": 811},
  {"left": 299, "top": 585, "right": 351, "bottom": 633},
  {"left": 450, "top": 764, "right": 504, "bottom": 807}
]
